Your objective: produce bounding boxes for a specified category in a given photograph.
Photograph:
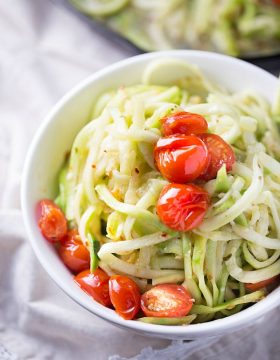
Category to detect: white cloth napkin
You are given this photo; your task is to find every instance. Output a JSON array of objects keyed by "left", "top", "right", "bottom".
[{"left": 1, "top": 1, "right": 280, "bottom": 359}]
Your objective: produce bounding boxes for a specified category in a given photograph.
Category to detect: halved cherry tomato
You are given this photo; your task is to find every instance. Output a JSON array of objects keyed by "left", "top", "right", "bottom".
[
  {"left": 74, "top": 268, "right": 111, "bottom": 307},
  {"left": 58, "top": 229, "right": 90, "bottom": 274},
  {"left": 109, "top": 275, "right": 141, "bottom": 320},
  {"left": 157, "top": 183, "right": 209, "bottom": 232},
  {"left": 38, "top": 199, "right": 67, "bottom": 242},
  {"left": 198, "top": 133, "right": 235, "bottom": 181},
  {"left": 161, "top": 111, "right": 208, "bottom": 136},
  {"left": 154, "top": 135, "right": 209, "bottom": 183},
  {"left": 245, "top": 276, "right": 279, "bottom": 292},
  {"left": 141, "top": 284, "right": 194, "bottom": 317}
]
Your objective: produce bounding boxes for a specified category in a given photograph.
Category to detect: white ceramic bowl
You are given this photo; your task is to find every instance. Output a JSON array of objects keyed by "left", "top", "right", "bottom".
[{"left": 21, "top": 50, "right": 280, "bottom": 340}]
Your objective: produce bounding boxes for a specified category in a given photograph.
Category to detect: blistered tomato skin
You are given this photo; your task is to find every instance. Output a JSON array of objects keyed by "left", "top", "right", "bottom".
[
  {"left": 161, "top": 111, "right": 208, "bottom": 136},
  {"left": 154, "top": 135, "right": 209, "bottom": 183},
  {"left": 58, "top": 229, "right": 90, "bottom": 274},
  {"left": 109, "top": 275, "right": 141, "bottom": 320},
  {"left": 141, "top": 284, "right": 193, "bottom": 318},
  {"left": 74, "top": 268, "right": 111, "bottom": 307},
  {"left": 38, "top": 199, "right": 67, "bottom": 242},
  {"left": 198, "top": 133, "right": 235, "bottom": 181},
  {"left": 157, "top": 183, "right": 209, "bottom": 232}
]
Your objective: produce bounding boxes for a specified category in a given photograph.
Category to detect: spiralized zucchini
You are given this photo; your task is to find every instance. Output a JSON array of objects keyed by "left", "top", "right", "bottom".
[
  {"left": 56, "top": 58, "right": 280, "bottom": 324},
  {"left": 68, "top": 0, "right": 280, "bottom": 57}
]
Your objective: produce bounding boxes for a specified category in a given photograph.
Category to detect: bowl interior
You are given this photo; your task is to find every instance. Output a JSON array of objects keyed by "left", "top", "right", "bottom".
[{"left": 22, "top": 50, "right": 280, "bottom": 340}]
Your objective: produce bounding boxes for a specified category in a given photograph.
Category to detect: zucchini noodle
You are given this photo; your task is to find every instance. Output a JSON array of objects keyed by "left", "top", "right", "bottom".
[
  {"left": 55, "top": 58, "right": 280, "bottom": 324},
  {"left": 69, "top": 0, "right": 280, "bottom": 57}
]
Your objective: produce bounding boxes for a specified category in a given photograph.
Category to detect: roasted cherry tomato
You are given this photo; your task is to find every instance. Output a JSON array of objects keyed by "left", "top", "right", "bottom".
[
  {"left": 154, "top": 135, "right": 209, "bottom": 183},
  {"left": 109, "top": 275, "right": 141, "bottom": 320},
  {"left": 198, "top": 133, "right": 235, "bottom": 181},
  {"left": 157, "top": 183, "right": 209, "bottom": 232},
  {"left": 141, "top": 284, "right": 193, "bottom": 318},
  {"left": 58, "top": 229, "right": 90, "bottom": 274},
  {"left": 74, "top": 268, "right": 111, "bottom": 307},
  {"left": 245, "top": 276, "right": 279, "bottom": 292},
  {"left": 38, "top": 199, "right": 67, "bottom": 242},
  {"left": 161, "top": 111, "right": 208, "bottom": 136}
]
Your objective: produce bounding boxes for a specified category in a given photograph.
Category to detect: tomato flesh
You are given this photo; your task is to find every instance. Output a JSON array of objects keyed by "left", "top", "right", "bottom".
[
  {"left": 198, "top": 133, "right": 235, "bottom": 181},
  {"left": 154, "top": 135, "right": 209, "bottom": 183},
  {"left": 141, "top": 284, "right": 193, "bottom": 317},
  {"left": 109, "top": 275, "right": 141, "bottom": 320},
  {"left": 161, "top": 111, "right": 208, "bottom": 136},
  {"left": 245, "top": 276, "right": 279, "bottom": 292},
  {"left": 157, "top": 183, "right": 209, "bottom": 232},
  {"left": 74, "top": 268, "right": 111, "bottom": 307},
  {"left": 58, "top": 229, "right": 90, "bottom": 274},
  {"left": 38, "top": 199, "right": 67, "bottom": 242}
]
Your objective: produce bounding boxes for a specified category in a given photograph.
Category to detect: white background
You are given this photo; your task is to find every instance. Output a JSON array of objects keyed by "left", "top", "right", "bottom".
[{"left": 0, "top": 1, "right": 279, "bottom": 359}]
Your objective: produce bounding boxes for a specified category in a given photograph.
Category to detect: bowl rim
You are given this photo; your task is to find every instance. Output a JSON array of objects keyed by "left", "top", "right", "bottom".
[{"left": 21, "top": 50, "right": 280, "bottom": 337}]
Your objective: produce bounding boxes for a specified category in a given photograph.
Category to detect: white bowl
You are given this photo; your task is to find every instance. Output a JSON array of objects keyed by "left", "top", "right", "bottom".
[{"left": 21, "top": 50, "right": 280, "bottom": 340}]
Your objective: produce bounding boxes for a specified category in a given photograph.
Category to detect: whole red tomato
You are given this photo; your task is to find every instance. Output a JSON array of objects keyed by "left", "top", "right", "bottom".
[
  {"left": 157, "top": 183, "right": 209, "bottom": 232},
  {"left": 154, "top": 135, "right": 209, "bottom": 183},
  {"left": 38, "top": 199, "right": 67, "bottom": 242},
  {"left": 109, "top": 275, "right": 141, "bottom": 320},
  {"left": 74, "top": 268, "right": 111, "bottom": 307},
  {"left": 58, "top": 229, "right": 90, "bottom": 273},
  {"left": 198, "top": 133, "right": 235, "bottom": 181},
  {"left": 161, "top": 111, "right": 208, "bottom": 136}
]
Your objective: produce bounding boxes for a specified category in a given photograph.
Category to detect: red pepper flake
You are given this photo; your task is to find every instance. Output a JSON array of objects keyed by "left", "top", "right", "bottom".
[{"left": 64, "top": 150, "right": 70, "bottom": 160}]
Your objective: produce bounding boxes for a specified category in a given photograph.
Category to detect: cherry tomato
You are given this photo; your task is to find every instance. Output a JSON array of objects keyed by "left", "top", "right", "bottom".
[
  {"left": 141, "top": 284, "right": 193, "bottom": 317},
  {"left": 161, "top": 111, "right": 208, "bottom": 136},
  {"left": 245, "top": 276, "right": 279, "bottom": 292},
  {"left": 198, "top": 133, "right": 235, "bottom": 181},
  {"left": 109, "top": 275, "right": 141, "bottom": 320},
  {"left": 38, "top": 199, "right": 67, "bottom": 242},
  {"left": 273, "top": 0, "right": 280, "bottom": 5},
  {"left": 154, "top": 135, "right": 209, "bottom": 183},
  {"left": 157, "top": 183, "right": 209, "bottom": 232},
  {"left": 58, "top": 229, "right": 90, "bottom": 274},
  {"left": 74, "top": 268, "right": 111, "bottom": 307}
]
